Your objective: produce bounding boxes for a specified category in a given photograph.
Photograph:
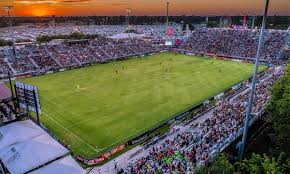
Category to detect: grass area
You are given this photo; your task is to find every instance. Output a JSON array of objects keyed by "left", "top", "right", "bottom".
[{"left": 20, "top": 52, "right": 266, "bottom": 158}]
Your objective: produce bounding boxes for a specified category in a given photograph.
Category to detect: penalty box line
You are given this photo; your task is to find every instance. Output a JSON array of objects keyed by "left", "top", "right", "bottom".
[
  {"left": 44, "top": 111, "right": 100, "bottom": 153},
  {"left": 40, "top": 96, "right": 100, "bottom": 153},
  {"left": 42, "top": 89, "right": 172, "bottom": 153}
]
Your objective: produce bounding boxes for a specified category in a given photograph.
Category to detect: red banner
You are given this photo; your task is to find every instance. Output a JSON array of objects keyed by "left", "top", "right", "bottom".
[{"left": 76, "top": 144, "right": 127, "bottom": 165}]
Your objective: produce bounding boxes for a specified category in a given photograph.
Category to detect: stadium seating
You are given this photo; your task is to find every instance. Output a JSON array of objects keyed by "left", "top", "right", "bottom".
[
  {"left": 0, "top": 28, "right": 288, "bottom": 79},
  {"left": 179, "top": 28, "right": 287, "bottom": 63},
  {"left": 0, "top": 100, "right": 16, "bottom": 124},
  {"left": 0, "top": 37, "right": 164, "bottom": 76},
  {"left": 121, "top": 67, "right": 284, "bottom": 174}
]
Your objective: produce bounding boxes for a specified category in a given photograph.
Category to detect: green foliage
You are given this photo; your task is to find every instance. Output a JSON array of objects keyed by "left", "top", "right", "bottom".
[
  {"left": 125, "top": 29, "right": 141, "bottom": 34},
  {"left": 236, "top": 154, "right": 284, "bottom": 174},
  {"left": 15, "top": 39, "right": 33, "bottom": 43},
  {"left": 266, "top": 66, "right": 290, "bottom": 153},
  {"left": 196, "top": 154, "right": 235, "bottom": 174},
  {"left": 196, "top": 153, "right": 288, "bottom": 174},
  {"left": 0, "top": 39, "right": 13, "bottom": 46},
  {"left": 36, "top": 32, "right": 101, "bottom": 43}
]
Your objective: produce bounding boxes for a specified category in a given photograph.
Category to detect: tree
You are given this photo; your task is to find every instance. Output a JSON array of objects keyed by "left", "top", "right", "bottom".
[
  {"left": 196, "top": 153, "right": 289, "bottom": 174},
  {"left": 266, "top": 66, "right": 290, "bottom": 154},
  {"left": 196, "top": 154, "right": 235, "bottom": 174},
  {"left": 236, "top": 154, "right": 284, "bottom": 174},
  {"left": 0, "top": 39, "right": 13, "bottom": 46},
  {"left": 36, "top": 32, "right": 101, "bottom": 43}
]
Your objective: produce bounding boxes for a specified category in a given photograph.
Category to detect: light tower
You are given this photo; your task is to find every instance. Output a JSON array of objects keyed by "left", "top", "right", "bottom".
[
  {"left": 251, "top": 16, "right": 256, "bottom": 30},
  {"left": 52, "top": 15, "right": 56, "bottom": 34},
  {"left": 3, "top": 6, "right": 14, "bottom": 41},
  {"left": 166, "top": 1, "right": 170, "bottom": 25},
  {"left": 3, "top": 5, "right": 17, "bottom": 57},
  {"left": 239, "top": 0, "right": 270, "bottom": 161},
  {"left": 126, "top": 8, "right": 132, "bottom": 27}
]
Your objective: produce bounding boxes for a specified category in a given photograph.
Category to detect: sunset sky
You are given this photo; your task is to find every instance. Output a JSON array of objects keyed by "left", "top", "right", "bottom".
[{"left": 0, "top": 0, "right": 290, "bottom": 17}]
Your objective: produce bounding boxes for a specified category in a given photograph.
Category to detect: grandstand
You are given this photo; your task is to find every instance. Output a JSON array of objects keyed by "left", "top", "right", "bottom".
[
  {"left": 0, "top": 27, "right": 288, "bottom": 79},
  {"left": 0, "top": 20, "right": 289, "bottom": 174}
]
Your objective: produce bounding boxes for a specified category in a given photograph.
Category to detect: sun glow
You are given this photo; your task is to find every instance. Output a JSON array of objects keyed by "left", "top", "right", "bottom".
[{"left": 31, "top": 8, "right": 50, "bottom": 17}]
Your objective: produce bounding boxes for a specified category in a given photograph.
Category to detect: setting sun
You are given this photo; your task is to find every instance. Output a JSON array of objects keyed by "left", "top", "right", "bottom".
[{"left": 31, "top": 8, "right": 50, "bottom": 17}]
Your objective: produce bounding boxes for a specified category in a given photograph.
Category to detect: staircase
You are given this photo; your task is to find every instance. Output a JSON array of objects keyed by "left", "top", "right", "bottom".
[
  {"left": 3, "top": 58, "right": 16, "bottom": 75},
  {"left": 88, "top": 46, "right": 100, "bottom": 62},
  {"left": 70, "top": 53, "right": 82, "bottom": 66},
  {"left": 4, "top": 49, "right": 17, "bottom": 74}
]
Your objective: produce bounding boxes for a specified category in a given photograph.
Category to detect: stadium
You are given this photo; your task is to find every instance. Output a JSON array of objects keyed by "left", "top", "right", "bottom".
[{"left": 0, "top": 0, "right": 290, "bottom": 174}]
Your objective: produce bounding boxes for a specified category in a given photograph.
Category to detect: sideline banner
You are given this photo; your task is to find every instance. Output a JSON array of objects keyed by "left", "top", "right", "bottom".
[{"left": 76, "top": 144, "right": 126, "bottom": 165}]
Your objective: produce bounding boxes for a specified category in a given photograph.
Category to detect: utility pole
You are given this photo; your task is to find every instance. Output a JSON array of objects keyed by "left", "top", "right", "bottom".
[
  {"left": 126, "top": 8, "right": 132, "bottom": 27},
  {"left": 52, "top": 15, "right": 56, "bottom": 34},
  {"left": 252, "top": 16, "right": 256, "bottom": 30},
  {"left": 166, "top": 1, "right": 170, "bottom": 25},
  {"left": 239, "top": 0, "right": 270, "bottom": 161}
]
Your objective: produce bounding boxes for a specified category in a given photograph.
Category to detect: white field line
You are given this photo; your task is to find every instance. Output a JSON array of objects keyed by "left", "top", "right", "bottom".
[
  {"left": 41, "top": 96, "right": 100, "bottom": 152},
  {"left": 44, "top": 111, "right": 99, "bottom": 153},
  {"left": 40, "top": 85, "right": 179, "bottom": 152},
  {"left": 37, "top": 59, "right": 239, "bottom": 153},
  {"left": 41, "top": 95, "right": 98, "bottom": 123},
  {"left": 94, "top": 117, "right": 169, "bottom": 152}
]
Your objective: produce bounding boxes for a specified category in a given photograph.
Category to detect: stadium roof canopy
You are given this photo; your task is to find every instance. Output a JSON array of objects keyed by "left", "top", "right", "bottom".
[
  {"left": 0, "top": 120, "right": 46, "bottom": 149},
  {"left": 28, "top": 156, "right": 86, "bottom": 174},
  {"left": 0, "top": 120, "right": 85, "bottom": 174}
]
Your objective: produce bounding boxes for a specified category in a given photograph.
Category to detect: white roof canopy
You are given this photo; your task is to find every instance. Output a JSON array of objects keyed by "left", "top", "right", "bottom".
[
  {"left": 0, "top": 134, "right": 69, "bottom": 174},
  {"left": 0, "top": 120, "right": 46, "bottom": 150},
  {"left": 28, "top": 156, "right": 86, "bottom": 174},
  {"left": 0, "top": 120, "right": 84, "bottom": 174}
]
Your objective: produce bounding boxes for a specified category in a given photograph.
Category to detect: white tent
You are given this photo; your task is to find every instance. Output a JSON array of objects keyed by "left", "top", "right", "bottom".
[
  {"left": 0, "top": 120, "right": 84, "bottom": 174},
  {"left": 28, "top": 156, "right": 86, "bottom": 174},
  {"left": 0, "top": 120, "right": 46, "bottom": 150},
  {"left": 0, "top": 134, "right": 69, "bottom": 174}
]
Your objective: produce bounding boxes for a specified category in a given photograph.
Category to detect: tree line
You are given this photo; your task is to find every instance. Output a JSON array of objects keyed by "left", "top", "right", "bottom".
[
  {"left": 36, "top": 32, "right": 101, "bottom": 43},
  {"left": 1, "top": 16, "right": 290, "bottom": 29}
]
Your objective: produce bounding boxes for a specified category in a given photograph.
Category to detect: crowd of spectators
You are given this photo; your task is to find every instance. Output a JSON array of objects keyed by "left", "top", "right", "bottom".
[
  {"left": 120, "top": 67, "right": 284, "bottom": 174},
  {"left": 48, "top": 44, "right": 80, "bottom": 67},
  {"left": 0, "top": 99, "right": 16, "bottom": 124},
  {"left": 29, "top": 46, "right": 60, "bottom": 71},
  {"left": 0, "top": 38, "right": 164, "bottom": 77},
  {"left": 0, "top": 27, "right": 288, "bottom": 78},
  {"left": 201, "top": 68, "right": 282, "bottom": 152},
  {"left": 179, "top": 28, "right": 287, "bottom": 63},
  {"left": 0, "top": 50, "right": 11, "bottom": 77},
  {"left": 8, "top": 48, "right": 38, "bottom": 74}
]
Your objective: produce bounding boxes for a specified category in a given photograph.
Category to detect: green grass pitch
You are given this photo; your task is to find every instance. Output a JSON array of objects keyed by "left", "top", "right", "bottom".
[{"left": 20, "top": 52, "right": 266, "bottom": 158}]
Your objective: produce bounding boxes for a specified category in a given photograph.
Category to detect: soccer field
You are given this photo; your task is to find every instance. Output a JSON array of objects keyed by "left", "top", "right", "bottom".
[{"left": 20, "top": 52, "right": 265, "bottom": 158}]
